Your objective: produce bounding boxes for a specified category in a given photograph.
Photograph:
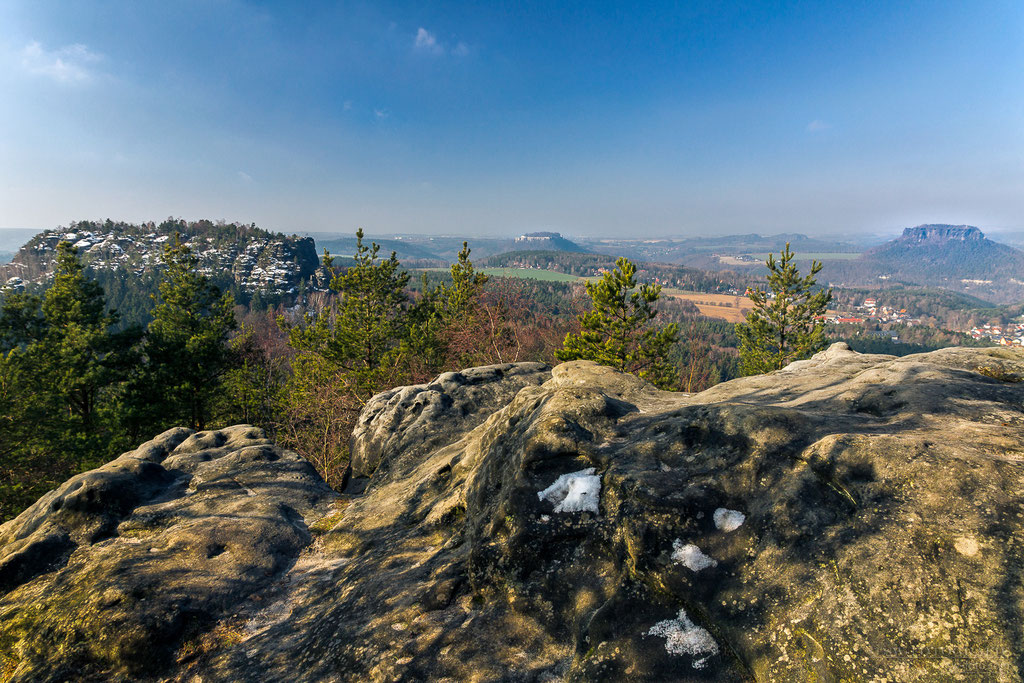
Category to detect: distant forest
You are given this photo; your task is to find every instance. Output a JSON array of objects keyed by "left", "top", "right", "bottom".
[{"left": 484, "top": 250, "right": 756, "bottom": 292}]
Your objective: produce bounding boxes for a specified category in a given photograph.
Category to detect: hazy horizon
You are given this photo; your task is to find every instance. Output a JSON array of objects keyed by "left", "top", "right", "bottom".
[
  {"left": 3, "top": 223, "right": 1024, "bottom": 250},
  {"left": 2, "top": 1, "right": 1022, "bottom": 237}
]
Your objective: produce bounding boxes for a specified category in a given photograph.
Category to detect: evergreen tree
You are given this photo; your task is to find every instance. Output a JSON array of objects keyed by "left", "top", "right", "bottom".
[
  {"left": 408, "top": 241, "right": 489, "bottom": 374},
  {"left": 217, "top": 322, "right": 288, "bottom": 432},
  {"left": 0, "top": 290, "right": 45, "bottom": 351},
  {"left": 0, "top": 243, "right": 132, "bottom": 519},
  {"left": 284, "top": 229, "right": 410, "bottom": 402},
  {"left": 142, "top": 234, "right": 237, "bottom": 430},
  {"left": 736, "top": 243, "right": 833, "bottom": 375},
  {"left": 278, "top": 229, "right": 413, "bottom": 484},
  {"left": 556, "top": 257, "right": 680, "bottom": 389},
  {"left": 40, "top": 242, "right": 124, "bottom": 427},
  {"left": 439, "top": 242, "right": 488, "bottom": 320}
]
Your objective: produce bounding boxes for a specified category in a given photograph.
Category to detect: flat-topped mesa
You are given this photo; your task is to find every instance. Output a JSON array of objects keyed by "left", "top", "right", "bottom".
[
  {"left": 901, "top": 223, "right": 984, "bottom": 242},
  {"left": 2, "top": 344, "right": 1024, "bottom": 681},
  {"left": 0, "top": 219, "right": 320, "bottom": 294}
]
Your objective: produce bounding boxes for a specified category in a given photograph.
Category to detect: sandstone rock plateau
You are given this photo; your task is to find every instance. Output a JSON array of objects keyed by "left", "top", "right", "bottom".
[{"left": 2, "top": 345, "right": 1023, "bottom": 681}]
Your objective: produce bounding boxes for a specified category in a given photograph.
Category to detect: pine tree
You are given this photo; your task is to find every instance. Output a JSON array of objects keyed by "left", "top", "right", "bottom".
[
  {"left": 279, "top": 229, "right": 412, "bottom": 484},
  {"left": 0, "top": 243, "right": 132, "bottom": 519},
  {"left": 143, "top": 234, "right": 237, "bottom": 430},
  {"left": 736, "top": 243, "right": 833, "bottom": 375},
  {"left": 408, "top": 241, "right": 489, "bottom": 374},
  {"left": 40, "top": 241, "right": 123, "bottom": 427},
  {"left": 284, "top": 228, "right": 410, "bottom": 402},
  {"left": 556, "top": 257, "right": 680, "bottom": 389},
  {"left": 440, "top": 242, "right": 488, "bottom": 320},
  {"left": 0, "top": 290, "right": 45, "bottom": 352}
]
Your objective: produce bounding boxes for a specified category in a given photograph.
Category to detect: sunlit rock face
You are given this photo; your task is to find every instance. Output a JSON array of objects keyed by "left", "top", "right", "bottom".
[
  {"left": 3, "top": 345, "right": 1024, "bottom": 681},
  {"left": 0, "top": 220, "right": 320, "bottom": 295}
]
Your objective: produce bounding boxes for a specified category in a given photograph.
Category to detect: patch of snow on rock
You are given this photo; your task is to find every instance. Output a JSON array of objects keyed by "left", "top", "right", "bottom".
[
  {"left": 713, "top": 508, "right": 746, "bottom": 532},
  {"left": 537, "top": 468, "right": 601, "bottom": 513},
  {"left": 646, "top": 608, "right": 719, "bottom": 668},
  {"left": 671, "top": 540, "right": 717, "bottom": 571}
]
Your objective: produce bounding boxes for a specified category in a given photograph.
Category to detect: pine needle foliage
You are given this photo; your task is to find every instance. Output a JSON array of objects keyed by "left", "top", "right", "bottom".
[
  {"left": 144, "top": 234, "right": 237, "bottom": 429},
  {"left": 556, "top": 257, "right": 679, "bottom": 389},
  {"left": 283, "top": 228, "right": 411, "bottom": 403},
  {"left": 41, "top": 242, "right": 124, "bottom": 427},
  {"left": 409, "top": 241, "right": 490, "bottom": 373},
  {"left": 736, "top": 243, "right": 833, "bottom": 375}
]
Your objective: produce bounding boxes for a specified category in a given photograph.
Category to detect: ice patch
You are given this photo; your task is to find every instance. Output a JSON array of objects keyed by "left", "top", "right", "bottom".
[
  {"left": 713, "top": 508, "right": 745, "bottom": 532},
  {"left": 646, "top": 608, "right": 719, "bottom": 668},
  {"left": 537, "top": 468, "right": 601, "bottom": 513},
  {"left": 671, "top": 540, "right": 717, "bottom": 571}
]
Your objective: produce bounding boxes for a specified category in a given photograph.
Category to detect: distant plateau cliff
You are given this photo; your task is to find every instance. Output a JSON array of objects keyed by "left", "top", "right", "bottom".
[{"left": 0, "top": 219, "right": 320, "bottom": 296}]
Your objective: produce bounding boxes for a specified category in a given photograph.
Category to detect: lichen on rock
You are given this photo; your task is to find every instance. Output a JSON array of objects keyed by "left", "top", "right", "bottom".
[{"left": 2, "top": 345, "right": 1024, "bottom": 682}]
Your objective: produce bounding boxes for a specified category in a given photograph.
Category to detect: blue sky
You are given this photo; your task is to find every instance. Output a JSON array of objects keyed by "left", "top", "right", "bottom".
[{"left": 1, "top": 1, "right": 1022, "bottom": 238}]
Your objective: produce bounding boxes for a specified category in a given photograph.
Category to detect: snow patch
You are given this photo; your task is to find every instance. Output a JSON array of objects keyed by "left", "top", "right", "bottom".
[
  {"left": 537, "top": 468, "right": 601, "bottom": 513},
  {"left": 671, "top": 540, "right": 717, "bottom": 571},
  {"left": 713, "top": 508, "right": 745, "bottom": 532},
  {"left": 646, "top": 608, "right": 719, "bottom": 668}
]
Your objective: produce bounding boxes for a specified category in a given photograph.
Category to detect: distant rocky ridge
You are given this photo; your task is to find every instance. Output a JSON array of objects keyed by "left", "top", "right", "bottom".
[
  {"left": 513, "top": 231, "right": 585, "bottom": 253},
  {"left": 2, "top": 346, "right": 1024, "bottom": 681},
  {"left": 822, "top": 223, "right": 1024, "bottom": 304},
  {"left": 896, "top": 224, "right": 984, "bottom": 243},
  {"left": 0, "top": 219, "right": 320, "bottom": 296}
]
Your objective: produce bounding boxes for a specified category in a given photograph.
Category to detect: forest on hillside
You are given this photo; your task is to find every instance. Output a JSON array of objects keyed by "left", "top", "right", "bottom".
[
  {"left": 1, "top": 231, "right": 1005, "bottom": 523},
  {"left": 483, "top": 250, "right": 756, "bottom": 292}
]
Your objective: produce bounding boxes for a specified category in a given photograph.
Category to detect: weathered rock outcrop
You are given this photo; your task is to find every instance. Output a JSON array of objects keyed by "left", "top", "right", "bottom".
[
  {"left": 347, "top": 362, "right": 552, "bottom": 487},
  {"left": 0, "top": 219, "right": 320, "bottom": 295},
  {"left": 2, "top": 346, "right": 1024, "bottom": 681},
  {"left": 0, "top": 425, "right": 336, "bottom": 680}
]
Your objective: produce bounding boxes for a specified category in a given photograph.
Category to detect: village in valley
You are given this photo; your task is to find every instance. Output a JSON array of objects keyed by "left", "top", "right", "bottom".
[
  {"left": 968, "top": 321, "right": 1024, "bottom": 346},
  {"left": 824, "top": 296, "right": 1024, "bottom": 347},
  {"left": 825, "top": 296, "right": 918, "bottom": 327}
]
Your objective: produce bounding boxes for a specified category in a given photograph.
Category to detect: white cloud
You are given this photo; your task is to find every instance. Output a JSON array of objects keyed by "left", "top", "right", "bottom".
[
  {"left": 238, "top": 171, "right": 253, "bottom": 183},
  {"left": 20, "top": 41, "right": 102, "bottom": 84},
  {"left": 374, "top": 108, "right": 389, "bottom": 119},
  {"left": 413, "top": 28, "right": 470, "bottom": 57},
  {"left": 414, "top": 27, "right": 442, "bottom": 54},
  {"left": 806, "top": 119, "right": 831, "bottom": 133}
]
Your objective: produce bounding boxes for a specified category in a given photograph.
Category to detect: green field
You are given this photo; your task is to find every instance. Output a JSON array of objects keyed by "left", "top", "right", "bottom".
[{"left": 425, "top": 267, "right": 580, "bottom": 282}]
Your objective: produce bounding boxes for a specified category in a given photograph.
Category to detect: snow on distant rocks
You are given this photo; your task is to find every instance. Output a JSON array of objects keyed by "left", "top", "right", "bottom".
[
  {"left": 671, "top": 540, "right": 717, "bottom": 571},
  {"left": 646, "top": 609, "right": 719, "bottom": 668},
  {"left": 713, "top": 508, "right": 746, "bottom": 532},
  {"left": 537, "top": 468, "right": 601, "bottom": 513}
]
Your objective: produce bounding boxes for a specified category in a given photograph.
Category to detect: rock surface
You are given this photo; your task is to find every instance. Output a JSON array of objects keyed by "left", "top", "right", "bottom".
[
  {"left": 0, "top": 219, "right": 320, "bottom": 296},
  {"left": 347, "top": 362, "right": 552, "bottom": 486},
  {"left": 0, "top": 425, "right": 336, "bottom": 680},
  {"left": 2, "top": 345, "right": 1024, "bottom": 681}
]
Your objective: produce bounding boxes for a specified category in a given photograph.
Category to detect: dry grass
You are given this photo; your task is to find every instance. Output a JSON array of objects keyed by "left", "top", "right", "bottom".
[{"left": 662, "top": 290, "right": 751, "bottom": 322}]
